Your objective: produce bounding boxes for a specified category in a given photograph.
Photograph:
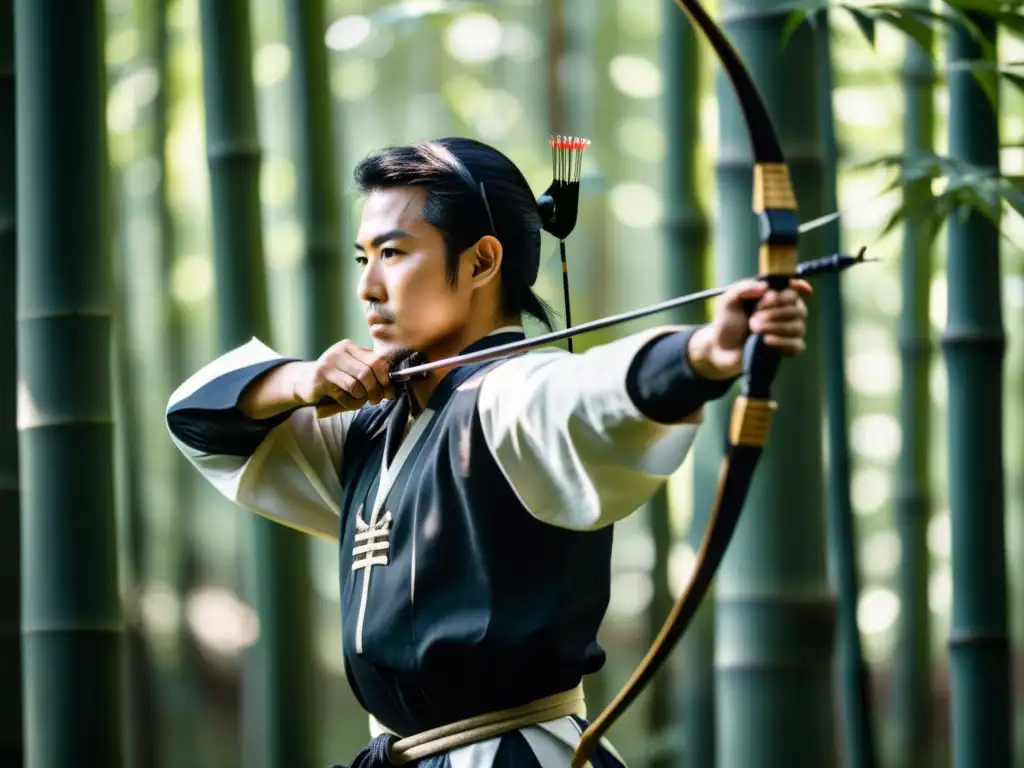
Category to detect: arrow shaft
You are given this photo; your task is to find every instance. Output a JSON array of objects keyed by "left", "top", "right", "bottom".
[{"left": 388, "top": 250, "right": 870, "bottom": 382}]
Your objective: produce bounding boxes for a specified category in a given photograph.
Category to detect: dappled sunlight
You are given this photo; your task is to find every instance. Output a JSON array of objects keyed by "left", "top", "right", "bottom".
[
  {"left": 445, "top": 12, "right": 503, "bottom": 64},
  {"left": 265, "top": 221, "right": 304, "bottom": 272},
  {"left": 928, "top": 511, "right": 951, "bottom": 560},
  {"left": 325, "top": 15, "right": 373, "bottom": 52},
  {"left": 616, "top": 0, "right": 659, "bottom": 40},
  {"left": 834, "top": 87, "right": 893, "bottom": 130},
  {"left": 125, "top": 157, "right": 162, "bottom": 198},
  {"left": 451, "top": 87, "right": 524, "bottom": 141},
  {"left": 861, "top": 530, "right": 901, "bottom": 579},
  {"left": 260, "top": 157, "right": 297, "bottom": 207},
  {"left": 611, "top": 529, "right": 654, "bottom": 572},
  {"left": 608, "top": 55, "right": 662, "bottom": 100},
  {"left": 929, "top": 274, "right": 947, "bottom": 330},
  {"left": 363, "top": 26, "right": 397, "bottom": 59},
  {"left": 851, "top": 466, "right": 891, "bottom": 516},
  {"left": 106, "top": 26, "right": 139, "bottom": 66},
  {"left": 929, "top": 566, "right": 953, "bottom": 614},
  {"left": 166, "top": 106, "right": 210, "bottom": 208},
  {"left": 850, "top": 413, "right": 902, "bottom": 463},
  {"left": 186, "top": 587, "right": 260, "bottom": 657},
  {"left": 331, "top": 58, "right": 378, "bottom": 101},
  {"left": 172, "top": 254, "right": 214, "bottom": 304},
  {"left": 930, "top": 360, "right": 947, "bottom": 408},
  {"left": 843, "top": 319, "right": 901, "bottom": 354},
  {"left": 846, "top": 348, "right": 900, "bottom": 397},
  {"left": 858, "top": 586, "right": 900, "bottom": 636},
  {"left": 608, "top": 571, "right": 653, "bottom": 619},
  {"left": 859, "top": 588, "right": 900, "bottom": 664},
  {"left": 140, "top": 582, "right": 181, "bottom": 637},
  {"left": 254, "top": 42, "right": 291, "bottom": 87},
  {"left": 668, "top": 542, "right": 697, "bottom": 595},
  {"left": 867, "top": 270, "right": 902, "bottom": 317},
  {"left": 609, "top": 182, "right": 662, "bottom": 229},
  {"left": 1005, "top": 275, "right": 1024, "bottom": 310},
  {"left": 618, "top": 117, "right": 666, "bottom": 163},
  {"left": 107, "top": 66, "right": 161, "bottom": 138},
  {"left": 501, "top": 22, "right": 541, "bottom": 63},
  {"left": 317, "top": 624, "right": 346, "bottom": 674}
]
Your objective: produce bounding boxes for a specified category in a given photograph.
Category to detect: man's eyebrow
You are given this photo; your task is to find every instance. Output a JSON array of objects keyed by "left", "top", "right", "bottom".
[{"left": 353, "top": 228, "right": 414, "bottom": 251}]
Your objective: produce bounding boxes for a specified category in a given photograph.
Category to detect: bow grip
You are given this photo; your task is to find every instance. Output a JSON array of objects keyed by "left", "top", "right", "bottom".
[{"left": 730, "top": 163, "right": 798, "bottom": 443}]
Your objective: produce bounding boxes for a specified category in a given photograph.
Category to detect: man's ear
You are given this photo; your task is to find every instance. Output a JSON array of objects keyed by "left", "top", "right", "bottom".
[{"left": 469, "top": 235, "right": 503, "bottom": 286}]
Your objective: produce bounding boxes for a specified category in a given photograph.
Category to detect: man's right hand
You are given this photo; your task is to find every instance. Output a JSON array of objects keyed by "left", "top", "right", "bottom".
[
  {"left": 294, "top": 340, "right": 395, "bottom": 415},
  {"left": 238, "top": 340, "right": 395, "bottom": 420}
]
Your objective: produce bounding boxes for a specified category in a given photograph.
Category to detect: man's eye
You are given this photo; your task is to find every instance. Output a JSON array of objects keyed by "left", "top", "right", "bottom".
[
  {"left": 355, "top": 256, "right": 367, "bottom": 266},
  {"left": 381, "top": 248, "right": 398, "bottom": 259}
]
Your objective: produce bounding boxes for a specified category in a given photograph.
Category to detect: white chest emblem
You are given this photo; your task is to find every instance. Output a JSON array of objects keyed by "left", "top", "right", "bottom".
[{"left": 352, "top": 504, "right": 392, "bottom": 654}]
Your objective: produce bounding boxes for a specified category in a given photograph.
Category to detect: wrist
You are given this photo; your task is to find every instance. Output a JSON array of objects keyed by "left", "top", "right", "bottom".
[
  {"left": 239, "top": 361, "right": 310, "bottom": 418},
  {"left": 686, "top": 325, "right": 742, "bottom": 380},
  {"left": 285, "top": 361, "right": 316, "bottom": 405}
]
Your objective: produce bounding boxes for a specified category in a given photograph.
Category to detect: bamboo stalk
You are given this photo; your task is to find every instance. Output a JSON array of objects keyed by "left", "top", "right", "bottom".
[
  {"left": 0, "top": 0, "right": 21, "bottom": 762},
  {"left": 285, "top": 0, "right": 346, "bottom": 360},
  {"left": 713, "top": 0, "right": 837, "bottom": 763},
  {"left": 197, "top": 1, "right": 318, "bottom": 764},
  {"left": 942, "top": 12, "right": 1012, "bottom": 765},
  {"left": 894, "top": 4, "right": 935, "bottom": 763},
  {"left": 813, "top": 14, "right": 878, "bottom": 768},
  {"left": 278, "top": 0, "right": 346, "bottom": 762},
  {"left": 15, "top": 0, "right": 124, "bottom": 764},
  {"left": 110, "top": 164, "right": 159, "bottom": 768}
]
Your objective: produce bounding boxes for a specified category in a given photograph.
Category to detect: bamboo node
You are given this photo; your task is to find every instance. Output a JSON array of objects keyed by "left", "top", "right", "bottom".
[
  {"left": 753, "top": 163, "right": 797, "bottom": 212},
  {"left": 729, "top": 396, "right": 777, "bottom": 446}
]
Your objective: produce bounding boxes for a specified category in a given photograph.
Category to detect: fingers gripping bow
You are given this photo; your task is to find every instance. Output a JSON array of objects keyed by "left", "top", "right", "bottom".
[{"left": 569, "top": 1, "right": 799, "bottom": 765}]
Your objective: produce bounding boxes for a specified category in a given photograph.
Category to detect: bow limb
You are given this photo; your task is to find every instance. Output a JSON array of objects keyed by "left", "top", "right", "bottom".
[{"left": 569, "top": 1, "right": 798, "bottom": 765}]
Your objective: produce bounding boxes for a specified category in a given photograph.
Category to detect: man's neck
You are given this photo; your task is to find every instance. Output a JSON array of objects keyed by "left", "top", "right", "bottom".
[{"left": 405, "top": 318, "right": 522, "bottom": 412}]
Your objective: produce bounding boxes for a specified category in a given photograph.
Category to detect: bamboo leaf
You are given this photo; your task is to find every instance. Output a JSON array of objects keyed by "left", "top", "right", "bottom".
[
  {"left": 873, "top": 8, "right": 939, "bottom": 54},
  {"left": 781, "top": 8, "right": 811, "bottom": 47},
  {"left": 968, "top": 68, "right": 1001, "bottom": 109},
  {"left": 943, "top": 0, "right": 1024, "bottom": 13},
  {"left": 849, "top": 8, "right": 879, "bottom": 45},
  {"left": 990, "top": 9, "right": 1024, "bottom": 36},
  {"left": 863, "top": 2, "right": 997, "bottom": 59}
]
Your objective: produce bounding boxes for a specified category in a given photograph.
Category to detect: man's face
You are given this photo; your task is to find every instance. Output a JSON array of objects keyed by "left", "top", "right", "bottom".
[{"left": 354, "top": 187, "right": 475, "bottom": 358}]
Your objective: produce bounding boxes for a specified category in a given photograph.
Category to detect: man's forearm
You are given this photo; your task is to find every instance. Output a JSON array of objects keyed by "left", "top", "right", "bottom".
[
  {"left": 686, "top": 324, "right": 743, "bottom": 380},
  {"left": 237, "top": 361, "right": 311, "bottom": 420},
  {"left": 626, "top": 326, "right": 739, "bottom": 424}
]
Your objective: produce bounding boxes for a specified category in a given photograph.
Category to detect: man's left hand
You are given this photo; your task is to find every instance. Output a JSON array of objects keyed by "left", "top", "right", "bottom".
[{"left": 687, "top": 278, "right": 812, "bottom": 380}]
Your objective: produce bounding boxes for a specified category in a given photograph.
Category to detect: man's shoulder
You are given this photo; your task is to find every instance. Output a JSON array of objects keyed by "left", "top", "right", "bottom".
[{"left": 456, "top": 347, "right": 568, "bottom": 394}]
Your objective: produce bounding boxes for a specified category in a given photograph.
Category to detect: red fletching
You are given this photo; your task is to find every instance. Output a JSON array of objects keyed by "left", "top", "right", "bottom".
[{"left": 548, "top": 135, "right": 591, "bottom": 183}]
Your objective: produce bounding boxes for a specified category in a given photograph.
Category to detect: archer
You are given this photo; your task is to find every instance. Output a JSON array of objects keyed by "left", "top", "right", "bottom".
[{"left": 165, "top": 137, "right": 809, "bottom": 767}]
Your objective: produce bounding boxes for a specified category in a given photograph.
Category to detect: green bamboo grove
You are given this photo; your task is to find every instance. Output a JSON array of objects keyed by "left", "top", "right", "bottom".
[{"left": 15, "top": 0, "right": 124, "bottom": 765}]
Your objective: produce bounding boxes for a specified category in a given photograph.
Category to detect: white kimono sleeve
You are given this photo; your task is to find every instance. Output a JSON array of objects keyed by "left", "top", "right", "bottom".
[
  {"left": 475, "top": 326, "right": 705, "bottom": 531},
  {"left": 165, "top": 337, "right": 351, "bottom": 541}
]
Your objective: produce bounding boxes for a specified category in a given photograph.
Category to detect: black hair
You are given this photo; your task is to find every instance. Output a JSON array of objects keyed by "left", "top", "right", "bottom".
[{"left": 352, "top": 137, "right": 555, "bottom": 330}]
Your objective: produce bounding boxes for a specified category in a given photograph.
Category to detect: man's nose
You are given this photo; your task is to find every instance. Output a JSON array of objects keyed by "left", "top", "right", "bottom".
[{"left": 357, "top": 261, "right": 385, "bottom": 303}]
